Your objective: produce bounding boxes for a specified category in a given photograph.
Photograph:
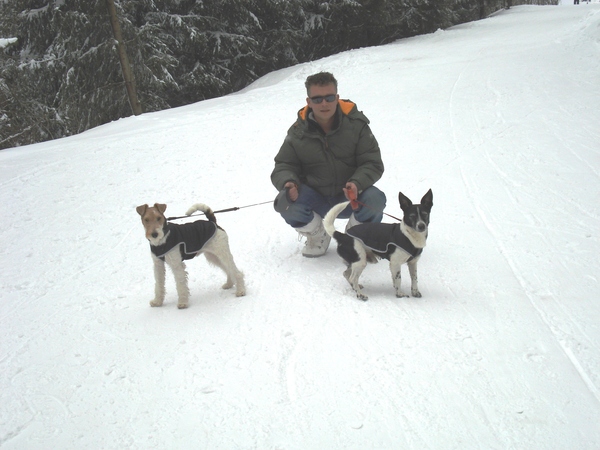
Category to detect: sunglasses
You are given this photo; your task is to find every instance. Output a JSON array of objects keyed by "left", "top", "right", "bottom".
[{"left": 309, "top": 94, "right": 337, "bottom": 104}]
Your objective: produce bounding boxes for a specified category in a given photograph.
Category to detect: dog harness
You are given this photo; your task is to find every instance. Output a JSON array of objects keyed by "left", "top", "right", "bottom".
[
  {"left": 150, "top": 221, "right": 217, "bottom": 261},
  {"left": 347, "top": 223, "right": 423, "bottom": 261}
]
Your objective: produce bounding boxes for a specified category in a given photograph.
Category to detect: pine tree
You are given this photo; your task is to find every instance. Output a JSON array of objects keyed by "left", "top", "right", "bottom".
[{"left": 0, "top": 0, "right": 548, "bottom": 149}]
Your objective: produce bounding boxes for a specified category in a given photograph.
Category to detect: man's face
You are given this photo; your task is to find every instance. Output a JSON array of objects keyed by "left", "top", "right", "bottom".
[{"left": 306, "top": 83, "right": 339, "bottom": 124}]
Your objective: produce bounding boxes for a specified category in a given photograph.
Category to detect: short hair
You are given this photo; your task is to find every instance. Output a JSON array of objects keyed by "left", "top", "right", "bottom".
[{"left": 305, "top": 72, "right": 338, "bottom": 94}]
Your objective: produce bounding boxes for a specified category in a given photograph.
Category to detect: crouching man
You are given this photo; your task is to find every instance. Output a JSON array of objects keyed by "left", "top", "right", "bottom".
[{"left": 271, "top": 71, "right": 386, "bottom": 257}]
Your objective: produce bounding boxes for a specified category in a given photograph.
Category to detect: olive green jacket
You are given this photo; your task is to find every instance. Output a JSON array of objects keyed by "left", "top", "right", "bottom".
[{"left": 271, "top": 99, "right": 384, "bottom": 197}]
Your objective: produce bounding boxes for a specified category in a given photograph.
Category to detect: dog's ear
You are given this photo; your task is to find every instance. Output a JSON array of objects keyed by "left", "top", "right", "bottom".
[
  {"left": 398, "top": 192, "right": 412, "bottom": 212},
  {"left": 154, "top": 203, "right": 167, "bottom": 214},
  {"left": 136, "top": 204, "right": 148, "bottom": 216},
  {"left": 420, "top": 189, "right": 433, "bottom": 211}
]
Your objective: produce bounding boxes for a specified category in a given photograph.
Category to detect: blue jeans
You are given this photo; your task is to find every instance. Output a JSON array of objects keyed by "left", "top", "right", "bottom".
[{"left": 278, "top": 184, "right": 387, "bottom": 228}]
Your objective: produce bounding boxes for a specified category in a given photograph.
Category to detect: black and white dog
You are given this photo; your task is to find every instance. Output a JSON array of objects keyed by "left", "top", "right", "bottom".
[
  {"left": 136, "top": 203, "right": 245, "bottom": 309},
  {"left": 323, "top": 190, "right": 433, "bottom": 301}
]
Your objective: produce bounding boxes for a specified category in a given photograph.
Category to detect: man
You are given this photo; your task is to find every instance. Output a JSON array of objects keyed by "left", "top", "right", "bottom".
[{"left": 271, "top": 71, "right": 386, "bottom": 257}]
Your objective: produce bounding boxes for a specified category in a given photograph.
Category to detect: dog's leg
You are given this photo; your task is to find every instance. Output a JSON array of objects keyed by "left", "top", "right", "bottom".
[
  {"left": 347, "top": 260, "right": 368, "bottom": 301},
  {"left": 390, "top": 257, "right": 409, "bottom": 298},
  {"left": 223, "top": 252, "right": 246, "bottom": 297},
  {"left": 209, "top": 231, "right": 246, "bottom": 297},
  {"left": 408, "top": 259, "right": 421, "bottom": 298},
  {"left": 205, "top": 250, "right": 246, "bottom": 297},
  {"left": 339, "top": 240, "right": 368, "bottom": 300},
  {"left": 204, "top": 252, "right": 233, "bottom": 288},
  {"left": 150, "top": 255, "right": 166, "bottom": 307},
  {"left": 165, "top": 252, "right": 190, "bottom": 309},
  {"left": 343, "top": 267, "right": 364, "bottom": 290}
]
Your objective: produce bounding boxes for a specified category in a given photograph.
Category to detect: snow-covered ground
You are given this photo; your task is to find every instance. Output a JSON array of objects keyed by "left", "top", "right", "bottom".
[
  {"left": 0, "top": 38, "right": 18, "bottom": 48},
  {"left": 1, "top": 4, "right": 599, "bottom": 449}
]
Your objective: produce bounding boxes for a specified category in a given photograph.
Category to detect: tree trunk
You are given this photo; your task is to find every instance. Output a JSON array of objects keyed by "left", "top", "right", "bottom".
[{"left": 105, "top": 0, "right": 142, "bottom": 116}]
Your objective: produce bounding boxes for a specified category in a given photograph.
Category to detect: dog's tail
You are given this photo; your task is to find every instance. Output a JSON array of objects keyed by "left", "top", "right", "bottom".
[
  {"left": 323, "top": 201, "right": 350, "bottom": 239},
  {"left": 185, "top": 203, "right": 217, "bottom": 223}
]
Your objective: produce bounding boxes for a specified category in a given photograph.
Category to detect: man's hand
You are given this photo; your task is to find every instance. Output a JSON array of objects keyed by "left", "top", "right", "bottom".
[
  {"left": 284, "top": 181, "right": 299, "bottom": 201},
  {"left": 343, "top": 182, "right": 359, "bottom": 210}
]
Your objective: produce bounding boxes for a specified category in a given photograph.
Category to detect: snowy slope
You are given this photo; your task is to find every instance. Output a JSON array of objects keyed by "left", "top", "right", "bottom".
[{"left": 1, "top": 4, "right": 600, "bottom": 449}]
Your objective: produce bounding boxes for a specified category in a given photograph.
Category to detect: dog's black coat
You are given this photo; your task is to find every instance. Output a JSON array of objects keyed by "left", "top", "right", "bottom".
[
  {"left": 150, "top": 221, "right": 217, "bottom": 261},
  {"left": 346, "top": 223, "right": 423, "bottom": 260}
]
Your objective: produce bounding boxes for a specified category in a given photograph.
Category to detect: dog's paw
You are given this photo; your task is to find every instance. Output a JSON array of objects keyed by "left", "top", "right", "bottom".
[
  {"left": 235, "top": 289, "right": 246, "bottom": 297},
  {"left": 150, "top": 299, "right": 164, "bottom": 307},
  {"left": 356, "top": 292, "right": 368, "bottom": 301},
  {"left": 395, "top": 292, "right": 409, "bottom": 298},
  {"left": 221, "top": 281, "right": 234, "bottom": 289},
  {"left": 177, "top": 303, "right": 189, "bottom": 309},
  {"left": 412, "top": 290, "right": 422, "bottom": 298}
]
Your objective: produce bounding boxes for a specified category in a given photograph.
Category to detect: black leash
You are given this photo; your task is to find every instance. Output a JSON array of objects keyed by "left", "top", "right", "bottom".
[
  {"left": 166, "top": 198, "right": 401, "bottom": 222},
  {"left": 167, "top": 200, "right": 272, "bottom": 221},
  {"left": 353, "top": 199, "right": 403, "bottom": 222}
]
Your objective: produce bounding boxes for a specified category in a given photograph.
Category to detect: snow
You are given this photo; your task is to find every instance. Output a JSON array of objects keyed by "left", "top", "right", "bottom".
[
  {"left": 1, "top": 4, "right": 599, "bottom": 449},
  {"left": 0, "top": 38, "right": 17, "bottom": 48}
]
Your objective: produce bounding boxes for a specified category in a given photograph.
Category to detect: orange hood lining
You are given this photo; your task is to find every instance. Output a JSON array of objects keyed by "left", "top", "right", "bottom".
[{"left": 299, "top": 99, "right": 355, "bottom": 121}]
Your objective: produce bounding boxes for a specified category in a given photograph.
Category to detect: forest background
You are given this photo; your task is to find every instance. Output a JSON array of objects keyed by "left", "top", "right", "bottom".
[{"left": 0, "top": 0, "right": 556, "bottom": 150}]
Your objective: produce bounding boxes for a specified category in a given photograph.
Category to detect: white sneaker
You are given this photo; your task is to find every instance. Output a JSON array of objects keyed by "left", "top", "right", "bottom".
[{"left": 295, "top": 214, "right": 331, "bottom": 258}]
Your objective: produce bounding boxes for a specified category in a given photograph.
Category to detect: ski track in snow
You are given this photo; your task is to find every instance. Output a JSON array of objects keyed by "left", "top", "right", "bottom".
[{"left": 1, "top": 4, "right": 600, "bottom": 449}]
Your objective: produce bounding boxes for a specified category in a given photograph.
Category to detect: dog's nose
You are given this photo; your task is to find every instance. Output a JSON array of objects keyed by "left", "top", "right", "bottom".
[
  {"left": 151, "top": 231, "right": 158, "bottom": 238},
  {"left": 417, "top": 223, "right": 426, "bottom": 232}
]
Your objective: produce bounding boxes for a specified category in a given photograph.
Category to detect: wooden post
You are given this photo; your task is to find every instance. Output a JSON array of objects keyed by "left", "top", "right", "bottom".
[{"left": 105, "top": 0, "right": 142, "bottom": 116}]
